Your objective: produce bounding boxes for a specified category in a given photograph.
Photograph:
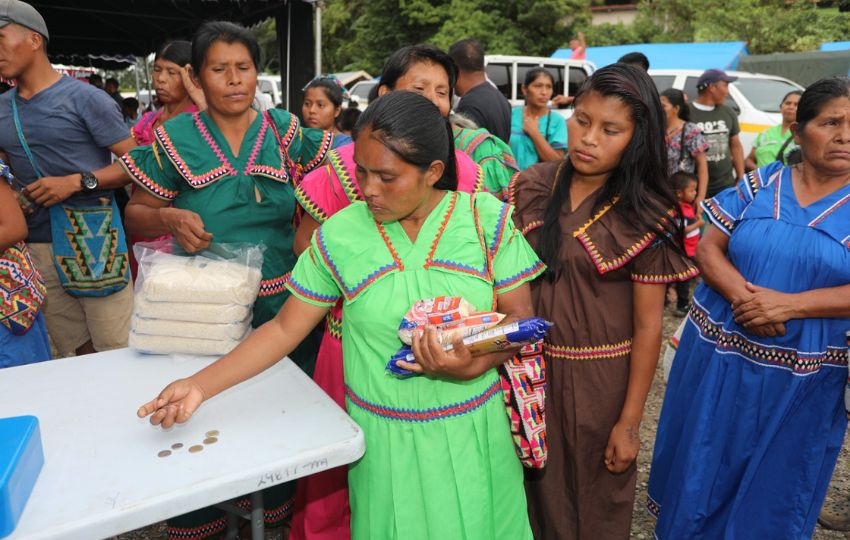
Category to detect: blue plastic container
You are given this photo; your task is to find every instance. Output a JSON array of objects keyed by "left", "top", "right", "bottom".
[{"left": 0, "top": 416, "right": 43, "bottom": 538}]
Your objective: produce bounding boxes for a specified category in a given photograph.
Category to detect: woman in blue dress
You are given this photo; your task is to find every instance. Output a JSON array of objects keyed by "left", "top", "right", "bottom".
[{"left": 647, "top": 77, "right": 850, "bottom": 539}]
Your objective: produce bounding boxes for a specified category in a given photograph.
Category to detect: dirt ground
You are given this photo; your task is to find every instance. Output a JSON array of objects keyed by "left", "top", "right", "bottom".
[{"left": 118, "top": 310, "right": 850, "bottom": 540}]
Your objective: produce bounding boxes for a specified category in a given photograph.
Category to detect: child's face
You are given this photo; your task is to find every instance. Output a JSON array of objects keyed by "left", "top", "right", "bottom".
[{"left": 677, "top": 181, "right": 698, "bottom": 203}]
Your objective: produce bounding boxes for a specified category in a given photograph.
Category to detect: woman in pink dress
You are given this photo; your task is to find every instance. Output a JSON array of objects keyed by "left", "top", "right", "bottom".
[{"left": 128, "top": 40, "right": 204, "bottom": 277}]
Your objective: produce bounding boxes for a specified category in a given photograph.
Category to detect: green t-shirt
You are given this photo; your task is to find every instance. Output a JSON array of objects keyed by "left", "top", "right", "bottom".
[
  {"left": 688, "top": 103, "right": 740, "bottom": 197},
  {"left": 752, "top": 124, "right": 794, "bottom": 168}
]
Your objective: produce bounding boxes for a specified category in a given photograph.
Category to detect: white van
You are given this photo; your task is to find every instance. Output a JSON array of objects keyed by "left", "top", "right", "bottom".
[
  {"left": 648, "top": 69, "right": 804, "bottom": 155},
  {"left": 257, "top": 74, "right": 283, "bottom": 107},
  {"left": 483, "top": 55, "right": 596, "bottom": 118}
]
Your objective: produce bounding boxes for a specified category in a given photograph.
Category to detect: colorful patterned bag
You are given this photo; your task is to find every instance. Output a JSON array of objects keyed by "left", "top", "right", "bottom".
[
  {"left": 0, "top": 242, "right": 46, "bottom": 335},
  {"left": 12, "top": 89, "right": 130, "bottom": 297},
  {"left": 472, "top": 194, "right": 548, "bottom": 468}
]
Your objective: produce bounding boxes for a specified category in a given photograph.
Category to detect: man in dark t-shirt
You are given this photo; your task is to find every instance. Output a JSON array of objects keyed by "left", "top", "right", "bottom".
[
  {"left": 688, "top": 69, "right": 745, "bottom": 198},
  {"left": 449, "top": 39, "right": 511, "bottom": 143}
]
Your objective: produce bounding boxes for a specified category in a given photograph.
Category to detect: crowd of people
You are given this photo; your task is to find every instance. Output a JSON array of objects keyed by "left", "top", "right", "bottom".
[{"left": 2, "top": 1, "right": 850, "bottom": 540}]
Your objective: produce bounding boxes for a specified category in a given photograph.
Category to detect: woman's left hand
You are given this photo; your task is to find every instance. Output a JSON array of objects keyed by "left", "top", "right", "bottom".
[
  {"left": 522, "top": 109, "right": 540, "bottom": 135},
  {"left": 604, "top": 420, "right": 640, "bottom": 473},
  {"left": 181, "top": 65, "right": 207, "bottom": 111},
  {"left": 400, "top": 325, "right": 482, "bottom": 380},
  {"left": 732, "top": 282, "right": 797, "bottom": 328}
]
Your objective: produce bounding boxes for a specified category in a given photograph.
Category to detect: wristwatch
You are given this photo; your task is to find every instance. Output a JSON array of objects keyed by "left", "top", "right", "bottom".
[{"left": 80, "top": 171, "right": 98, "bottom": 192}]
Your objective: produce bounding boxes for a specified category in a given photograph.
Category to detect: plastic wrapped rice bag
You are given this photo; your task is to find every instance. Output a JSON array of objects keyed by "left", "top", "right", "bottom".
[
  {"left": 129, "top": 331, "right": 245, "bottom": 356},
  {"left": 135, "top": 241, "right": 264, "bottom": 305},
  {"left": 131, "top": 314, "right": 251, "bottom": 341},
  {"left": 135, "top": 296, "right": 251, "bottom": 324}
]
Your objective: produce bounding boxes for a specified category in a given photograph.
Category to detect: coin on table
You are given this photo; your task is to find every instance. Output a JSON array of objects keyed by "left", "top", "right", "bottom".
[
  {"left": 171, "top": 443, "right": 184, "bottom": 450},
  {"left": 203, "top": 437, "right": 218, "bottom": 445},
  {"left": 158, "top": 450, "right": 172, "bottom": 458},
  {"left": 188, "top": 445, "right": 204, "bottom": 453},
  {"left": 205, "top": 430, "right": 219, "bottom": 437}
]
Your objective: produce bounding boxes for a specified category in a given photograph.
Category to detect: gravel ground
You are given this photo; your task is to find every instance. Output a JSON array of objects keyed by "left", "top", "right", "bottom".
[{"left": 118, "top": 309, "right": 850, "bottom": 540}]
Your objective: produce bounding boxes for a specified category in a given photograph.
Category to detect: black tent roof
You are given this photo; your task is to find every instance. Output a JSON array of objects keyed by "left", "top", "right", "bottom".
[{"left": 32, "top": 1, "right": 298, "bottom": 59}]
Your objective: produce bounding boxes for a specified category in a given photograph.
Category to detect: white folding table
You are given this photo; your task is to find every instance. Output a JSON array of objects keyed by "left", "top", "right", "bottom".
[{"left": 0, "top": 349, "right": 365, "bottom": 540}]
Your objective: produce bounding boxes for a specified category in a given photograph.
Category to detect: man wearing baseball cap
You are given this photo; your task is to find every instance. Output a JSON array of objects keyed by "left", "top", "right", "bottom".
[
  {"left": 688, "top": 68, "right": 745, "bottom": 200},
  {"left": 0, "top": 0, "right": 136, "bottom": 358}
]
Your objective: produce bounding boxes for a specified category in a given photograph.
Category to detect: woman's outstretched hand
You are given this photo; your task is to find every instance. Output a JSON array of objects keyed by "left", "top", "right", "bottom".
[
  {"left": 400, "top": 325, "right": 481, "bottom": 380},
  {"left": 137, "top": 378, "right": 207, "bottom": 428}
]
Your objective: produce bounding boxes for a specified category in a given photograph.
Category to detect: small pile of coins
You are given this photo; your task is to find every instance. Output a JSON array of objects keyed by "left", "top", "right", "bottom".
[{"left": 157, "top": 430, "right": 220, "bottom": 458}]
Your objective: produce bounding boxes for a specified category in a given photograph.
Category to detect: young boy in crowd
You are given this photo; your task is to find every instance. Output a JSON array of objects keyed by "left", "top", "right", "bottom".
[{"left": 672, "top": 171, "right": 704, "bottom": 316}]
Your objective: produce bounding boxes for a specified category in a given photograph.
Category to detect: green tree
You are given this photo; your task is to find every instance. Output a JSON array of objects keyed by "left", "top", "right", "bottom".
[{"left": 320, "top": 0, "right": 589, "bottom": 74}]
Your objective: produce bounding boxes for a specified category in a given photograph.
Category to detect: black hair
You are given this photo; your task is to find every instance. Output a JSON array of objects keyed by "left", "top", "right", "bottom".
[
  {"left": 661, "top": 88, "right": 690, "bottom": 122},
  {"left": 156, "top": 40, "right": 192, "bottom": 68},
  {"left": 191, "top": 21, "right": 261, "bottom": 74},
  {"left": 88, "top": 74, "right": 102, "bottom": 85},
  {"left": 617, "top": 52, "right": 650, "bottom": 71},
  {"left": 448, "top": 39, "right": 485, "bottom": 72},
  {"left": 538, "top": 63, "right": 683, "bottom": 282},
  {"left": 523, "top": 67, "right": 554, "bottom": 87},
  {"left": 105, "top": 77, "right": 119, "bottom": 87},
  {"left": 353, "top": 91, "right": 458, "bottom": 191},
  {"left": 337, "top": 105, "right": 361, "bottom": 134},
  {"left": 304, "top": 78, "right": 345, "bottom": 108},
  {"left": 796, "top": 77, "right": 850, "bottom": 131},
  {"left": 780, "top": 90, "right": 802, "bottom": 106},
  {"left": 671, "top": 170, "right": 698, "bottom": 192},
  {"left": 122, "top": 96, "right": 139, "bottom": 109},
  {"left": 378, "top": 44, "right": 457, "bottom": 104}
]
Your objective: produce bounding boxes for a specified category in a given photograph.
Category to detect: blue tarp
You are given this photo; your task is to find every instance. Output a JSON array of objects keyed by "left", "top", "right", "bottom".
[
  {"left": 820, "top": 41, "right": 850, "bottom": 52},
  {"left": 552, "top": 42, "right": 749, "bottom": 71}
]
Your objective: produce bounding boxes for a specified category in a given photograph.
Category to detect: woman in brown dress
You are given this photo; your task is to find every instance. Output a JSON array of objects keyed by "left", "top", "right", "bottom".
[{"left": 511, "top": 64, "right": 698, "bottom": 539}]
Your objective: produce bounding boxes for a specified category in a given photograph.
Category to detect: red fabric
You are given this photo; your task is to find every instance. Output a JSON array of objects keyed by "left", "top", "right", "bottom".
[{"left": 680, "top": 201, "right": 699, "bottom": 258}]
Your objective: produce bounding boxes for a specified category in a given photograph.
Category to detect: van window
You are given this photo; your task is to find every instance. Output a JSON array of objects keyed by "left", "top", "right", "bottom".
[
  {"left": 516, "top": 64, "right": 563, "bottom": 100},
  {"left": 733, "top": 78, "right": 800, "bottom": 113},
  {"left": 350, "top": 80, "right": 376, "bottom": 102},
  {"left": 485, "top": 64, "right": 511, "bottom": 100},
  {"left": 651, "top": 75, "right": 675, "bottom": 93},
  {"left": 568, "top": 66, "right": 588, "bottom": 96}
]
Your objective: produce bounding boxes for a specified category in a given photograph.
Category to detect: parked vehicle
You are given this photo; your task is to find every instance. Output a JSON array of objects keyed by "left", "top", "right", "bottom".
[
  {"left": 648, "top": 69, "right": 804, "bottom": 155},
  {"left": 483, "top": 55, "right": 596, "bottom": 119},
  {"left": 257, "top": 74, "right": 283, "bottom": 107},
  {"left": 348, "top": 79, "right": 378, "bottom": 109}
]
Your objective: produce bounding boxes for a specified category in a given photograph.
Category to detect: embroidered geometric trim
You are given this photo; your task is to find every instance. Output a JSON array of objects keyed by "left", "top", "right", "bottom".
[
  {"left": 316, "top": 226, "right": 400, "bottom": 301},
  {"left": 703, "top": 199, "right": 735, "bottom": 234},
  {"left": 167, "top": 516, "right": 228, "bottom": 539},
  {"left": 646, "top": 493, "right": 661, "bottom": 519},
  {"left": 544, "top": 339, "right": 632, "bottom": 361},
  {"left": 294, "top": 182, "right": 329, "bottom": 223},
  {"left": 494, "top": 260, "right": 546, "bottom": 291},
  {"left": 330, "top": 149, "right": 361, "bottom": 204},
  {"left": 120, "top": 154, "right": 178, "bottom": 200},
  {"left": 489, "top": 202, "right": 510, "bottom": 259},
  {"left": 691, "top": 301, "right": 847, "bottom": 375},
  {"left": 521, "top": 220, "right": 544, "bottom": 235},
  {"left": 631, "top": 265, "right": 700, "bottom": 284},
  {"left": 155, "top": 123, "right": 233, "bottom": 188},
  {"left": 345, "top": 379, "right": 501, "bottom": 423},
  {"left": 325, "top": 311, "right": 342, "bottom": 340},
  {"left": 810, "top": 191, "right": 850, "bottom": 227},
  {"left": 284, "top": 274, "right": 339, "bottom": 305},
  {"left": 258, "top": 272, "right": 290, "bottom": 297}
]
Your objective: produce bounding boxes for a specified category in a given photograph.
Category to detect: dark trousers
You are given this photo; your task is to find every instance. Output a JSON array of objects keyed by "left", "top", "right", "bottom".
[{"left": 675, "top": 278, "right": 693, "bottom": 310}]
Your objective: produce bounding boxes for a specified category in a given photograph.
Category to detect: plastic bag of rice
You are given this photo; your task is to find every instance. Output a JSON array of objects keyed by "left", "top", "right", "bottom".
[
  {"left": 134, "top": 296, "right": 251, "bottom": 324},
  {"left": 135, "top": 241, "right": 264, "bottom": 305},
  {"left": 129, "top": 331, "right": 246, "bottom": 356},
  {"left": 131, "top": 314, "right": 251, "bottom": 341}
]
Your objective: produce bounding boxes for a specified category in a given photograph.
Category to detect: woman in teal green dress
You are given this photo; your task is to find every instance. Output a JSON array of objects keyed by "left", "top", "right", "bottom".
[
  {"left": 122, "top": 21, "right": 332, "bottom": 538},
  {"left": 138, "top": 91, "right": 545, "bottom": 539}
]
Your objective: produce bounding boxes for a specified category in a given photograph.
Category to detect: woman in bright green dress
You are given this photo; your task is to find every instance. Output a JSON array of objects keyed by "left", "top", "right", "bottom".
[{"left": 137, "top": 91, "right": 544, "bottom": 540}]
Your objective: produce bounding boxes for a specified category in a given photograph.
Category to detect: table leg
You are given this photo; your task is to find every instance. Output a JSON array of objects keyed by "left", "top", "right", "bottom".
[
  {"left": 250, "top": 490, "right": 265, "bottom": 539},
  {"left": 224, "top": 510, "right": 239, "bottom": 540}
]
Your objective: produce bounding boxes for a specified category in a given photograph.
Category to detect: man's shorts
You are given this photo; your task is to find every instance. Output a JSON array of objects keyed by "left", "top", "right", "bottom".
[{"left": 28, "top": 242, "right": 133, "bottom": 357}]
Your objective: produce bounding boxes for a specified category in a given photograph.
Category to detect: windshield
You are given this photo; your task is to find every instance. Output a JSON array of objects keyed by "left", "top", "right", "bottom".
[{"left": 733, "top": 78, "right": 801, "bottom": 113}]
